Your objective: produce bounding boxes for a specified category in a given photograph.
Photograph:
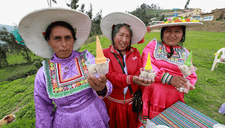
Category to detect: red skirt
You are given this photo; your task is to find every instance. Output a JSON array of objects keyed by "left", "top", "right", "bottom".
[{"left": 104, "top": 97, "right": 139, "bottom": 128}]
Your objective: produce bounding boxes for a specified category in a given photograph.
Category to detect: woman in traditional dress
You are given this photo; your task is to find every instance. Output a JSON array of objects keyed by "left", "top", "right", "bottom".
[
  {"left": 138, "top": 18, "right": 203, "bottom": 127},
  {"left": 18, "top": 7, "right": 112, "bottom": 128},
  {"left": 100, "top": 12, "right": 154, "bottom": 128}
]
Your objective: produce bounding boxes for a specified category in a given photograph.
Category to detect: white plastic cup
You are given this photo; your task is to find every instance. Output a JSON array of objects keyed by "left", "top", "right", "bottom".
[{"left": 85, "top": 58, "right": 110, "bottom": 76}]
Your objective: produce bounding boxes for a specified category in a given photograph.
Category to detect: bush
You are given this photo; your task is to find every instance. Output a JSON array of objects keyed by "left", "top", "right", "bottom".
[
  {"left": 33, "top": 59, "right": 43, "bottom": 69},
  {"left": 5, "top": 66, "right": 38, "bottom": 82}
]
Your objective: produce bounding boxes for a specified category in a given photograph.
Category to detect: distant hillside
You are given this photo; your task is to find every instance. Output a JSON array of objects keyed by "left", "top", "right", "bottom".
[
  {"left": 0, "top": 24, "right": 14, "bottom": 44},
  {"left": 145, "top": 9, "right": 175, "bottom": 15}
]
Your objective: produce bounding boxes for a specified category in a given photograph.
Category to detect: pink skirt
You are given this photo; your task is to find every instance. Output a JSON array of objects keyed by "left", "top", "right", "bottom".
[{"left": 141, "top": 82, "right": 185, "bottom": 119}]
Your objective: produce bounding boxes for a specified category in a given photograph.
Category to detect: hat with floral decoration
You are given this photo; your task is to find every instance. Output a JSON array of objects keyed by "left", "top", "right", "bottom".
[{"left": 149, "top": 17, "right": 203, "bottom": 30}]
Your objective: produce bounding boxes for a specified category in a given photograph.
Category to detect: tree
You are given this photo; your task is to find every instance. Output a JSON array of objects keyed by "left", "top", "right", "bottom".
[
  {"left": 184, "top": 0, "right": 190, "bottom": 10},
  {"left": 66, "top": 0, "right": 79, "bottom": 10},
  {"left": 0, "top": 27, "right": 32, "bottom": 64},
  {"left": 80, "top": 4, "right": 85, "bottom": 12},
  {"left": 91, "top": 10, "right": 102, "bottom": 35},
  {"left": 47, "top": 0, "right": 57, "bottom": 7},
  {"left": 130, "top": 3, "right": 161, "bottom": 26},
  {"left": 0, "top": 27, "right": 16, "bottom": 53},
  {"left": 86, "top": 3, "right": 93, "bottom": 20},
  {"left": 159, "top": 14, "right": 165, "bottom": 21},
  {"left": 141, "top": 3, "right": 147, "bottom": 10},
  {"left": 148, "top": 3, "right": 161, "bottom": 10},
  {"left": 156, "top": 13, "right": 159, "bottom": 17},
  {"left": 51, "top": 0, "right": 57, "bottom": 3},
  {"left": 130, "top": 3, "right": 151, "bottom": 26},
  {"left": 0, "top": 45, "right": 8, "bottom": 68}
]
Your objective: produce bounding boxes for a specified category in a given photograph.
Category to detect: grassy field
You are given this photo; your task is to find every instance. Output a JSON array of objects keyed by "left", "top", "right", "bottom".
[{"left": 0, "top": 31, "right": 224, "bottom": 127}]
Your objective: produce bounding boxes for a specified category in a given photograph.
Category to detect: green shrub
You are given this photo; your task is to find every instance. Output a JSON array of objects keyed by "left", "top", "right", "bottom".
[
  {"left": 33, "top": 59, "right": 43, "bottom": 69},
  {"left": 5, "top": 68, "right": 38, "bottom": 82}
]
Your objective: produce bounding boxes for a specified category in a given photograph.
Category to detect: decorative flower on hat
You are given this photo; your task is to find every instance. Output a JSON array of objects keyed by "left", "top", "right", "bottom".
[
  {"left": 137, "top": 38, "right": 145, "bottom": 44},
  {"left": 161, "top": 17, "right": 199, "bottom": 24},
  {"left": 149, "top": 17, "right": 203, "bottom": 30},
  {"left": 158, "top": 16, "right": 199, "bottom": 24}
]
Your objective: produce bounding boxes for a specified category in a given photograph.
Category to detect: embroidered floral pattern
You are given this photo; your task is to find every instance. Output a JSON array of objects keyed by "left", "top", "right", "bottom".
[
  {"left": 44, "top": 52, "right": 90, "bottom": 99},
  {"left": 154, "top": 41, "right": 189, "bottom": 65}
]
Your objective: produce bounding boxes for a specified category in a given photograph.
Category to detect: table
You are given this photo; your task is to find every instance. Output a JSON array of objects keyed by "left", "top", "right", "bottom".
[{"left": 151, "top": 101, "right": 219, "bottom": 128}]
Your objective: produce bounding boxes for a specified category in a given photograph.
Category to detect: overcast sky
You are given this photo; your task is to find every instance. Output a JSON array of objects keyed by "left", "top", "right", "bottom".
[{"left": 1, "top": 0, "right": 225, "bottom": 26}]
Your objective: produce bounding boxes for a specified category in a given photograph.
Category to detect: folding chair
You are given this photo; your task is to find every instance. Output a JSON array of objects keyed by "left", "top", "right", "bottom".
[{"left": 211, "top": 48, "right": 225, "bottom": 71}]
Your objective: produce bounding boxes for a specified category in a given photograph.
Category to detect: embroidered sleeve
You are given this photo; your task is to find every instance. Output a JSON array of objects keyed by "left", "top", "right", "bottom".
[
  {"left": 161, "top": 73, "right": 173, "bottom": 85},
  {"left": 127, "top": 75, "right": 134, "bottom": 85},
  {"left": 34, "top": 67, "right": 54, "bottom": 128}
]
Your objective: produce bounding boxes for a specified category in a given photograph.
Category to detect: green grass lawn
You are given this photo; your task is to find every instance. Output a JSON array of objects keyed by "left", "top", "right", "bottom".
[
  {"left": 0, "top": 75, "right": 36, "bottom": 128},
  {"left": 0, "top": 31, "right": 225, "bottom": 127}
]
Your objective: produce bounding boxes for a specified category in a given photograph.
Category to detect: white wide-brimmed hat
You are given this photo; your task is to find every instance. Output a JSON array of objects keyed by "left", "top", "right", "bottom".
[
  {"left": 100, "top": 12, "right": 146, "bottom": 45},
  {"left": 19, "top": 7, "right": 91, "bottom": 59},
  {"left": 149, "top": 18, "right": 203, "bottom": 30}
]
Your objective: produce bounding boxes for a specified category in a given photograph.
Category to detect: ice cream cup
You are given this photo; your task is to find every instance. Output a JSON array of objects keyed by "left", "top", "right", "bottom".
[
  {"left": 139, "top": 67, "right": 157, "bottom": 80},
  {"left": 213, "top": 124, "right": 225, "bottom": 128},
  {"left": 178, "top": 65, "right": 197, "bottom": 78},
  {"left": 85, "top": 58, "right": 110, "bottom": 77},
  {"left": 178, "top": 65, "right": 197, "bottom": 93}
]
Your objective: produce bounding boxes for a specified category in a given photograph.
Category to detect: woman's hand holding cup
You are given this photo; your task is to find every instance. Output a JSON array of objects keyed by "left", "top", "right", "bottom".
[
  {"left": 87, "top": 74, "right": 107, "bottom": 91},
  {"left": 133, "top": 75, "right": 154, "bottom": 86}
]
